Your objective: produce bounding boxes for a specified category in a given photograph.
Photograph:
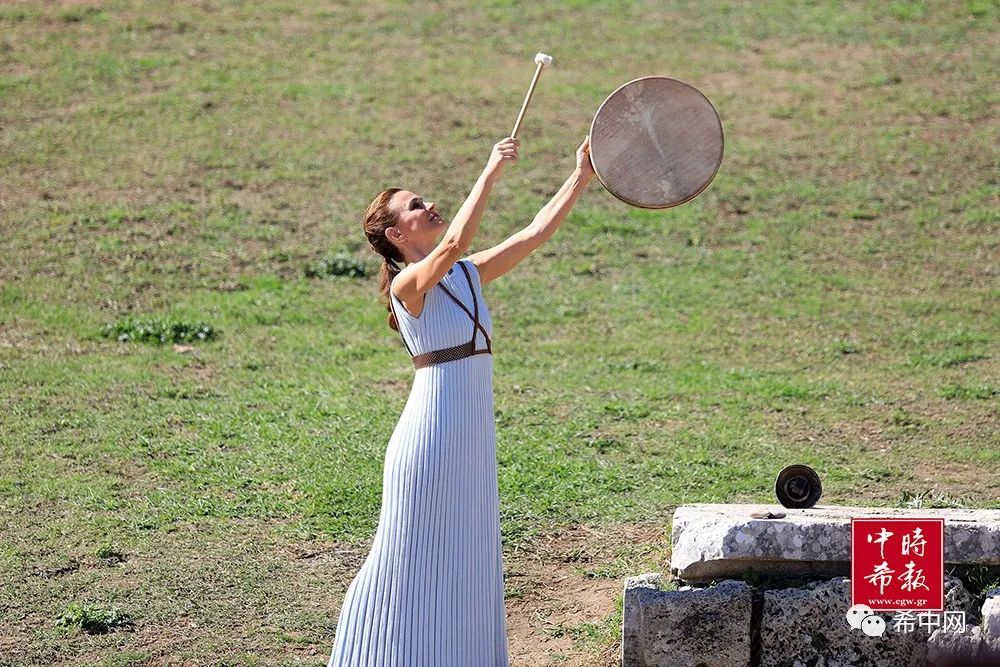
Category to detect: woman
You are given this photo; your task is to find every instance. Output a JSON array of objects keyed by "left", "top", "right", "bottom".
[{"left": 328, "top": 134, "right": 594, "bottom": 666}]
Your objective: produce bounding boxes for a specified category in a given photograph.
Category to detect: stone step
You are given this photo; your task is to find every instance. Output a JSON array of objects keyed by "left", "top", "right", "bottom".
[{"left": 622, "top": 573, "right": 1000, "bottom": 667}]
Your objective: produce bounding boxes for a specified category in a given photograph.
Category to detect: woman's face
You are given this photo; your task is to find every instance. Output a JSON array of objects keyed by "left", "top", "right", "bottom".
[{"left": 390, "top": 190, "right": 446, "bottom": 246}]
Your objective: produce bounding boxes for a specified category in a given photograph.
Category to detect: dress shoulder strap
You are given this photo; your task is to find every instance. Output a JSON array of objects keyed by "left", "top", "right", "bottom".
[{"left": 437, "top": 260, "right": 492, "bottom": 351}]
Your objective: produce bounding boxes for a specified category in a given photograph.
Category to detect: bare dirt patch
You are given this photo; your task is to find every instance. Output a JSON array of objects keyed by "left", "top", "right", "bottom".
[{"left": 505, "top": 519, "right": 672, "bottom": 667}]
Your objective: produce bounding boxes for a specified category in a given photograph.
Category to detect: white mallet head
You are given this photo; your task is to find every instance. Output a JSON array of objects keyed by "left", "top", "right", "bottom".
[{"left": 534, "top": 52, "right": 553, "bottom": 66}]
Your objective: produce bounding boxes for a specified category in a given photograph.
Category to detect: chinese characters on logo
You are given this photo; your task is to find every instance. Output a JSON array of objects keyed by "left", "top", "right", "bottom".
[
  {"left": 851, "top": 518, "right": 945, "bottom": 612},
  {"left": 845, "top": 604, "right": 966, "bottom": 637},
  {"left": 891, "top": 610, "right": 966, "bottom": 633}
]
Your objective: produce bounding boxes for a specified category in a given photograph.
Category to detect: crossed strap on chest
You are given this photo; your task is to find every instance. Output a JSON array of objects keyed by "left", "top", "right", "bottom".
[{"left": 389, "top": 260, "right": 493, "bottom": 369}]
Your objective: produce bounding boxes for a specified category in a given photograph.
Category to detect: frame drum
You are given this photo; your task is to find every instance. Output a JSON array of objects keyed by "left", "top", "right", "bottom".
[{"left": 589, "top": 76, "right": 724, "bottom": 209}]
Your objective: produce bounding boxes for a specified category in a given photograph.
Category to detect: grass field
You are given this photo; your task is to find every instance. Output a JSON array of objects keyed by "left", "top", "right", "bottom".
[{"left": 1, "top": 1, "right": 997, "bottom": 665}]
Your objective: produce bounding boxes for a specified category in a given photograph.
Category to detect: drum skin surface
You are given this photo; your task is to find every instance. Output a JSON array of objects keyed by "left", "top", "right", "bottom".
[{"left": 589, "top": 76, "right": 724, "bottom": 209}]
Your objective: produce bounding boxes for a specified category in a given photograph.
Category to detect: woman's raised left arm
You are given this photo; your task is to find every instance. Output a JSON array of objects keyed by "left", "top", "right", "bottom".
[
  {"left": 530, "top": 138, "right": 594, "bottom": 241},
  {"left": 464, "top": 136, "right": 594, "bottom": 285}
]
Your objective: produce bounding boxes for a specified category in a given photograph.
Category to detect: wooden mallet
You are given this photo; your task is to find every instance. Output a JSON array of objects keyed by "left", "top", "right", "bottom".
[{"left": 510, "top": 52, "right": 553, "bottom": 139}]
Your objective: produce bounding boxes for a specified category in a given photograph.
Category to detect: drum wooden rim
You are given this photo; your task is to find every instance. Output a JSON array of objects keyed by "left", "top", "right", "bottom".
[{"left": 589, "top": 75, "right": 725, "bottom": 209}]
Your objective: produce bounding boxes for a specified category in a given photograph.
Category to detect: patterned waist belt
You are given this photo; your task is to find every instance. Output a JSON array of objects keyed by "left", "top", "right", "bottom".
[{"left": 412, "top": 339, "right": 492, "bottom": 369}]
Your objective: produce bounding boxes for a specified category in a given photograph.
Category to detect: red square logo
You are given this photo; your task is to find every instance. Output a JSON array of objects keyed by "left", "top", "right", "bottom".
[{"left": 851, "top": 518, "right": 945, "bottom": 612}]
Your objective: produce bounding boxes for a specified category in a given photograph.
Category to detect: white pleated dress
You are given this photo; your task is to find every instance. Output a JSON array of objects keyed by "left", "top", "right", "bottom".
[{"left": 327, "top": 258, "right": 509, "bottom": 667}]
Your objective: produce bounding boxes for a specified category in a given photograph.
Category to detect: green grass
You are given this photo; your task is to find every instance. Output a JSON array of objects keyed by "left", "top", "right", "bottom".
[{"left": 0, "top": 1, "right": 997, "bottom": 665}]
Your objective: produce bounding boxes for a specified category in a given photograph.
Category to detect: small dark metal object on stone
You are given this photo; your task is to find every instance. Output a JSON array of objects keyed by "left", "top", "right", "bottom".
[{"left": 775, "top": 464, "right": 822, "bottom": 509}]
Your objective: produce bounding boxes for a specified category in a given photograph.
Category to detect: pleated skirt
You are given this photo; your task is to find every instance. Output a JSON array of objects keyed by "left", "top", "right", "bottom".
[{"left": 327, "top": 352, "right": 509, "bottom": 666}]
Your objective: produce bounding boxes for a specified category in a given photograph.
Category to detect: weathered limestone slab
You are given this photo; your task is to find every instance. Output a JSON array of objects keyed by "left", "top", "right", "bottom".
[
  {"left": 671, "top": 503, "right": 1000, "bottom": 584},
  {"left": 760, "top": 575, "right": 975, "bottom": 667},
  {"left": 622, "top": 573, "right": 751, "bottom": 667}
]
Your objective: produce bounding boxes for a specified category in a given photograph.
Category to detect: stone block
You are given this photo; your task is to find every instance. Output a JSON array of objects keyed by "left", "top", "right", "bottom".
[
  {"left": 759, "top": 575, "right": 976, "bottom": 667},
  {"left": 928, "top": 625, "right": 1000, "bottom": 666},
  {"left": 622, "top": 574, "right": 751, "bottom": 667},
  {"left": 982, "top": 588, "right": 1000, "bottom": 640}
]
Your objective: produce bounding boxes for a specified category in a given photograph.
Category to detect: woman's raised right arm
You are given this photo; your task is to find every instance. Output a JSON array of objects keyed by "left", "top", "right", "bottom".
[
  {"left": 394, "top": 137, "right": 520, "bottom": 302},
  {"left": 442, "top": 136, "right": 519, "bottom": 253}
]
